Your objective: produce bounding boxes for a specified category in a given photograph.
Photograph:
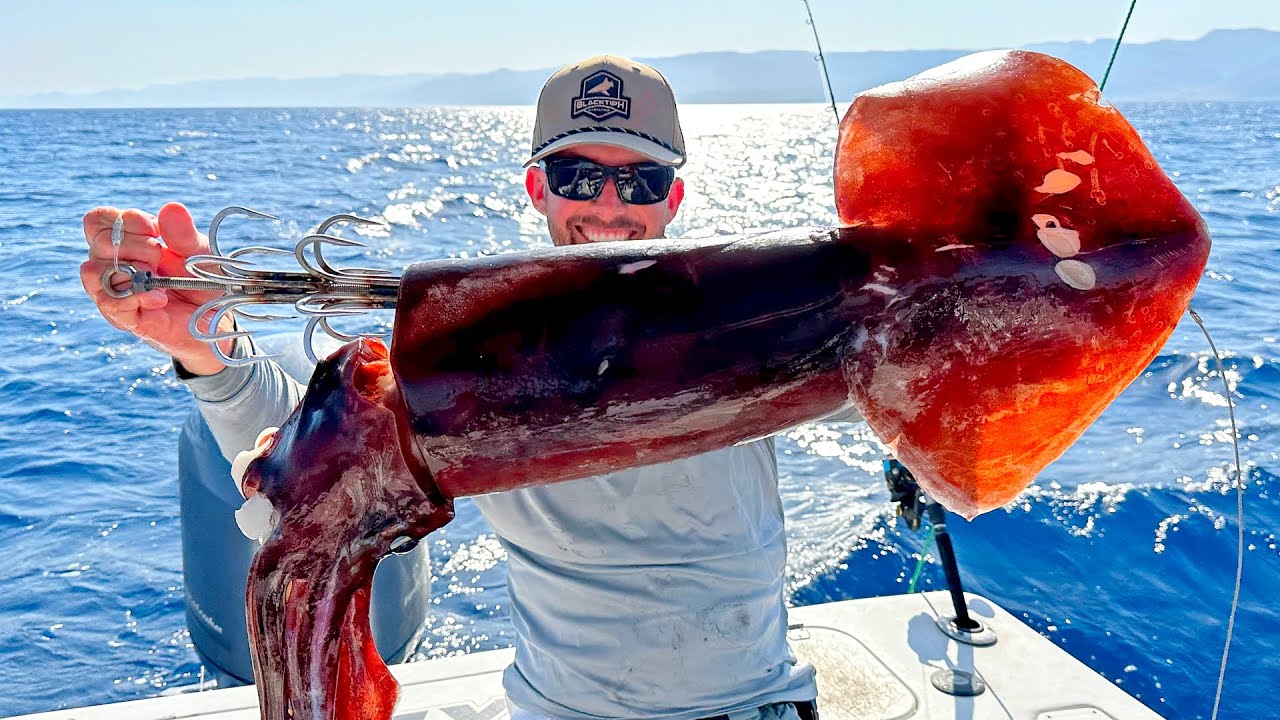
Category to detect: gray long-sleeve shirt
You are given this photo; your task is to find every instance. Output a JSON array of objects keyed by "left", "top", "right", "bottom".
[{"left": 182, "top": 336, "right": 861, "bottom": 720}]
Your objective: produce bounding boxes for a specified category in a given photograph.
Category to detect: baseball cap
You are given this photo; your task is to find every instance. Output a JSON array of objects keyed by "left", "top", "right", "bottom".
[{"left": 526, "top": 54, "right": 686, "bottom": 168}]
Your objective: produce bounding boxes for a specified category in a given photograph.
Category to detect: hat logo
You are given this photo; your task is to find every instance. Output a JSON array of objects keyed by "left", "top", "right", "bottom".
[{"left": 572, "top": 71, "right": 630, "bottom": 121}]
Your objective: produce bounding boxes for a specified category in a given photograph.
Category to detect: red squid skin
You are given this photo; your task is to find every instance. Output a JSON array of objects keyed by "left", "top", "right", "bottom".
[
  {"left": 243, "top": 341, "right": 452, "bottom": 720},
  {"left": 832, "top": 50, "right": 1208, "bottom": 515}
]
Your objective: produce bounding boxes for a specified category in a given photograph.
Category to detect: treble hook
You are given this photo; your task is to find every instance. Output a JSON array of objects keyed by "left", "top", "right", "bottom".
[
  {"left": 189, "top": 296, "right": 278, "bottom": 368},
  {"left": 207, "top": 206, "right": 279, "bottom": 257},
  {"left": 102, "top": 205, "right": 403, "bottom": 366},
  {"left": 295, "top": 235, "right": 396, "bottom": 281},
  {"left": 184, "top": 208, "right": 286, "bottom": 366},
  {"left": 304, "top": 214, "right": 394, "bottom": 279},
  {"left": 302, "top": 313, "right": 385, "bottom": 364}
]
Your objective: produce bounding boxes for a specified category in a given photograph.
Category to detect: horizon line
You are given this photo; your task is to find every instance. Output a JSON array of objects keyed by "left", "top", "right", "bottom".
[{"left": 6, "top": 26, "right": 1272, "bottom": 103}]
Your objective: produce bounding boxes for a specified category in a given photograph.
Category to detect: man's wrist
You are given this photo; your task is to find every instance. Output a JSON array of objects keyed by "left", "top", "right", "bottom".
[
  {"left": 172, "top": 336, "right": 243, "bottom": 378},
  {"left": 173, "top": 356, "right": 224, "bottom": 379},
  {"left": 175, "top": 334, "right": 261, "bottom": 404}
]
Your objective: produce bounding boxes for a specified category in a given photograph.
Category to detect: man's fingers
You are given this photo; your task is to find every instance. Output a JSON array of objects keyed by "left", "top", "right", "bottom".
[
  {"left": 82, "top": 206, "right": 124, "bottom": 246},
  {"left": 81, "top": 260, "right": 190, "bottom": 355},
  {"left": 80, "top": 264, "right": 141, "bottom": 333},
  {"left": 135, "top": 287, "right": 170, "bottom": 311},
  {"left": 80, "top": 259, "right": 167, "bottom": 310},
  {"left": 85, "top": 208, "right": 165, "bottom": 265},
  {"left": 83, "top": 207, "right": 159, "bottom": 247},
  {"left": 157, "top": 202, "right": 210, "bottom": 258},
  {"left": 81, "top": 258, "right": 123, "bottom": 304}
]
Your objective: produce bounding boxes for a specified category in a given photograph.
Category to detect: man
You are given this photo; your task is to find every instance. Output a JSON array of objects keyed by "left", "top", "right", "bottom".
[{"left": 81, "top": 55, "right": 831, "bottom": 720}]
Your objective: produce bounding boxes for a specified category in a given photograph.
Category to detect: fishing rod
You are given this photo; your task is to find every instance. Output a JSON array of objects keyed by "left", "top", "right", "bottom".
[
  {"left": 800, "top": 0, "right": 841, "bottom": 128},
  {"left": 795, "top": 3, "right": 987, "bottom": 643},
  {"left": 794, "top": 0, "right": 982, "bottom": 642}
]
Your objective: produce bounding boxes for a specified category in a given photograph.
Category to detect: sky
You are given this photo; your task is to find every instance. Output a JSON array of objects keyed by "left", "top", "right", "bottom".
[{"left": 5, "top": 0, "right": 1279, "bottom": 97}]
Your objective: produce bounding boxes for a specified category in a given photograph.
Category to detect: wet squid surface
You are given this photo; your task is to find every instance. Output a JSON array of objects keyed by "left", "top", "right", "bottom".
[
  {"left": 832, "top": 50, "right": 1208, "bottom": 516},
  {"left": 238, "top": 340, "right": 452, "bottom": 720},
  {"left": 237, "top": 50, "right": 1208, "bottom": 719}
]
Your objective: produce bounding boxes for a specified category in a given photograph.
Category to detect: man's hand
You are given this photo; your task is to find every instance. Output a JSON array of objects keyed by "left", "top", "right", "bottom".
[{"left": 79, "top": 202, "right": 234, "bottom": 376}]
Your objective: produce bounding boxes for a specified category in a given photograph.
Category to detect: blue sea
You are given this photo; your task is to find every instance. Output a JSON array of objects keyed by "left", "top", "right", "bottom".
[{"left": 0, "top": 103, "right": 1276, "bottom": 719}]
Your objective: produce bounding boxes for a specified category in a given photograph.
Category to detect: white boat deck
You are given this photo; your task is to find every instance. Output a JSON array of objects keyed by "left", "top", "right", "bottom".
[{"left": 8, "top": 592, "right": 1161, "bottom": 720}]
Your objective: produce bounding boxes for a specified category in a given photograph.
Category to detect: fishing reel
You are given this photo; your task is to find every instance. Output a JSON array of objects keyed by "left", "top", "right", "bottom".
[
  {"left": 883, "top": 458, "right": 926, "bottom": 531},
  {"left": 882, "top": 457, "right": 991, "bottom": 642}
]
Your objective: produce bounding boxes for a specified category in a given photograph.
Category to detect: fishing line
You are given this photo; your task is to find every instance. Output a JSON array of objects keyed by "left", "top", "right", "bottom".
[
  {"left": 907, "top": 526, "right": 936, "bottom": 593},
  {"left": 1188, "top": 307, "right": 1246, "bottom": 720},
  {"left": 798, "top": 6, "right": 946, "bottom": 599},
  {"left": 1097, "top": 3, "right": 1244, "bottom": 714},
  {"left": 1100, "top": 0, "right": 1138, "bottom": 93},
  {"left": 1098, "top": 1, "right": 1244, "bottom": 714}
]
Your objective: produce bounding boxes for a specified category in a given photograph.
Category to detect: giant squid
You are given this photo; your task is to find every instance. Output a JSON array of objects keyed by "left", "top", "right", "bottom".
[{"left": 232, "top": 50, "right": 1211, "bottom": 720}]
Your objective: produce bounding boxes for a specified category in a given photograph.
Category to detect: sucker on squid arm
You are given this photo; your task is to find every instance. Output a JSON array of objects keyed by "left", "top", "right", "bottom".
[{"left": 235, "top": 49, "right": 1209, "bottom": 720}]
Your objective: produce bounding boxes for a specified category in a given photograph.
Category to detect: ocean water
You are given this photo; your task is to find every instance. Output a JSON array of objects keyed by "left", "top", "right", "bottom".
[{"left": 0, "top": 103, "right": 1276, "bottom": 719}]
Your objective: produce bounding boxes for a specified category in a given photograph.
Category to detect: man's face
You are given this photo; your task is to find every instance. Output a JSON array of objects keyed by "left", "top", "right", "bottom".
[{"left": 525, "top": 144, "right": 685, "bottom": 247}]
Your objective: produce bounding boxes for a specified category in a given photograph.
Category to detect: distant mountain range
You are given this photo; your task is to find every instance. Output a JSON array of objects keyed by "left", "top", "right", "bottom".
[{"left": 5, "top": 28, "right": 1278, "bottom": 109}]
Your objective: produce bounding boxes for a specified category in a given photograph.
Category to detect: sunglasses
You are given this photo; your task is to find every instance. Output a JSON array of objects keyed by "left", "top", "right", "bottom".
[{"left": 542, "top": 158, "right": 676, "bottom": 205}]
